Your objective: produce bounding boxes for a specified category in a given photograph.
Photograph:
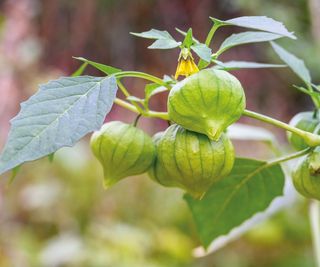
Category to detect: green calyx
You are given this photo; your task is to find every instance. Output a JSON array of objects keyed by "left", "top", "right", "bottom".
[
  {"left": 90, "top": 121, "right": 156, "bottom": 188},
  {"left": 168, "top": 69, "right": 246, "bottom": 141},
  {"left": 292, "top": 148, "right": 320, "bottom": 200},
  {"left": 148, "top": 124, "right": 235, "bottom": 199},
  {"left": 287, "top": 111, "right": 320, "bottom": 150}
]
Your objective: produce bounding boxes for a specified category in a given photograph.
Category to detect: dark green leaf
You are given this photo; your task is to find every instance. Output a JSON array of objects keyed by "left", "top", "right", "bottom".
[
  {"left": 212, "top": 16, "right": 296, "bottom": 39},
  {"left": 214, "top": 60, "right": 285, "bottom": 70},
  {"left": 185, "top": 158, "right": 285, "bottom": 248},
  {"left": 0, "top": 76, "right": 118, "bottom": 175},
  {"left": 218, "top": 31, "right": 283, "bottom": 56},
  {"left": 73, "top": 57, "right": 121, "bottom": 75},
  {"left": 191, "top": 44, "right": 212, "bottom": 62},
  {"left": 148, "top": 39, "right": 181, "bottom": 49},
  {"left": 271, "top": 42, "right": 311, "bottom": 85}
]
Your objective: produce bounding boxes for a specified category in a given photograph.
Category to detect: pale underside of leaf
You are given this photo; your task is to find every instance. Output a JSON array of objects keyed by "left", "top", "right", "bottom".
[
  {"left": 185, "top": 158, "right": 285, "bottom": 248},
  {"left": 216, "top": 16, "right": 296, "bottom": 39},
  {"left": 214, "top": 60, "right": 285, "bottom": 70},
  {"left": 0, "top": 75, "right": 117, "bottom": 175}
]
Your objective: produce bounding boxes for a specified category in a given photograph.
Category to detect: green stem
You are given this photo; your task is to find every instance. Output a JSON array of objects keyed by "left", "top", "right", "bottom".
[
  {"left": 115, "top": 71, "right": 169, "bottom": 88},
  {"left": 114, "top": 98, "right": 169, "bottom": 120},
  {"left": 117, "top": 80, "right": 144, "bottom": 113},
  {"left": 307, "top": 83, "right": 320, "bottom": 109},
  {"left": 243, "top": 109, "right": 320, "bottom": 147},
  {"left": 198, "top": 22, "right": 221, "bottom": 69},
  {"left": 266, "top": 147, "right": 311, "bottom": 166},
  {"left": 310, "top": 200, "right": 320, "bottom": 267}
]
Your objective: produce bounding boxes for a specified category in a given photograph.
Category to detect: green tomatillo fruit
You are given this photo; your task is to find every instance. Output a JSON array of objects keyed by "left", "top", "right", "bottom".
[
  {"left": 148, "top": 124, "right": 235, "bottom": 199},
  {"left": 90, "top": 121, "right": 156, "bottom": 188},
  {"left": 292, "top": 148, "right": 320, "bottom": 200},
  {"left": 168, "top": 69, "right": 246, "bottom": 141},
  {"left": 287, "top": 111, "right": 319, "bottom": 150}
]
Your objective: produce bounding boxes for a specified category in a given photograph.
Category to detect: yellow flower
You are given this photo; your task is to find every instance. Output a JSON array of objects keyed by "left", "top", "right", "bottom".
[{"left": 175, "top": 48, "right": 199, "bottom": 79}]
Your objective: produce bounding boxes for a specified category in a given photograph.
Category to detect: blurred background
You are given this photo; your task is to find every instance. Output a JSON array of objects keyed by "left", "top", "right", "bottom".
[{"left": 0, "top": 0, "right": 319, "bottom": 266}]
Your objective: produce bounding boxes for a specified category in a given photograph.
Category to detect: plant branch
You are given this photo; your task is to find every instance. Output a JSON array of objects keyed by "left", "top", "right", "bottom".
[
  {"left": 243, "top": 109, "right": 320, "bottom": 147},
  {"left": 114, "top": 98, "right": 169, "bottom": 120},
  {"left": 266, "top": 147, "right": 311, "bottom": 166},
  {"left": 115, "top": 71, "right": 169, "bottom": 88},
  {"left": 310, "top": 200, "right": 320, "bottom": 267},
  {"left": 198, "top": 22, "right": 222, "bottom": 69},
  {"left": 117, "top": 80, "right": 144, "bottom": 113}
]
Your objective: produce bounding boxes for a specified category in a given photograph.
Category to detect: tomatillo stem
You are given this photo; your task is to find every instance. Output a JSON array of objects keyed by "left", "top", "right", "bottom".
[
  {"left": 243, "top": 109, "right": 320, "bottom": 147},
  {"left": 114, "top": 98, "right": 169, "bottom": 121},
  {"left": 115, "top": 71, "right": 169, "bottom": 88}
]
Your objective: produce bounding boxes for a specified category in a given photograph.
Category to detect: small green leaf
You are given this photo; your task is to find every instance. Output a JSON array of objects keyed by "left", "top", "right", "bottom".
[
  {"left": 9, "top": 165, "right": 21, "bottom": 184},
  {"left": 182, "top": 28, "right": 194, "bottom": 48},
  {"left": 214, "top": 60, "right": 285, "bottom": 70},
  {"left": 73, "top": 57, "right": 121, "bottom": 75},
  {"left": 131, "top": 29, "right": 181, "bottom": 50},
  {"left": 270, "top": 42, "right": 311, "bottom": 85},
  {"left": 72, "top": 62, "right": 88, "bottom": 77},
  {"left": 175, "top": 28, "right": 200, "bottom": 44},
  {"left": 48, "top": 153, "right": 55, "bottom": 163},
  {"left": 148, "top": 39, "right": 181, "bottom": 49},
  {"left": 185, "top": 158, "right": 285, "bottom": 248},
  {"left": 212, "top": 16, "right": 296, "bottom": 39},
  {"left": 191, "top": 43, "right": 212, "bottom": 62},
  {"left": 218, "top": 31, "right": 283, "bottom": 56},
  {"left": 145, "top": 83, "right": 167, "bottom": 102},
  {"left": 131, "top": 29, "right": 173, "bottom": 40},
  {"left": 0, "top": 76, "right": 118, "bottom": 175}
]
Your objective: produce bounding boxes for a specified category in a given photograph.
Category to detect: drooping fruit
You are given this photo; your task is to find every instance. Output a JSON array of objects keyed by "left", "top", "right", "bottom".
[
  {"left": 287, "top": 111, "right": 319, "bottom": 150},
  {"left": 90, "top": 121, "right": 155, "bottom": 188},
  {"left": 148, "top": 124, "right": 235, "bottom": 199},
  {"left": 168, "top": 69, "right": 246, "bottom": 141},
  {"left": 292, "top": 148, "right": 320, "bottom": 200}
]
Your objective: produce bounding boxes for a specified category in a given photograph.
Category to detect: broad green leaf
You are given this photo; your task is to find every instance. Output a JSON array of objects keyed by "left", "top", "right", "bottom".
[
  {"left": 270, "top": 42, "right": 311, "bottom": 85},
  {"left": 71, "top": 62, "right": 88, "bottom": 77},
  {"left": 214, "top": 60, "right": 285, "bottom": 70},
  {"left": 193, "top": 174, "right": 295, "bottom": 255},
  {"left": 131, "top": 29, "right": 173, "bottom": 40},
  {"left": 74, "top": 57, "right": 121, "bottom": 75},
  {"left": 148, "top": 38, "right": 181, "bottom": 49},
  {"left": 0, "top": 76, "right": 117, "bottom": 175},
  {"left": 191, "top": 43, "right": 212, "bottom": 62},
  {"left": 218, "top": 31, "right": 283, "bottom": 56},
  {"left": 182, "top": 28, "right": 194, "bottom": 48},
  {"left": 185, "top": 158, "right": 285, "bottom": 248},
  {"left": 212, "top": 16, "right": 296, "bottom": 39}
]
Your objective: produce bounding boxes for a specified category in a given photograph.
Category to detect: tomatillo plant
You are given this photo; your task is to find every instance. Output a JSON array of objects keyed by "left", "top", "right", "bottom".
[{"left": 1, "top": 15, "right": 320, "bottom": 264}]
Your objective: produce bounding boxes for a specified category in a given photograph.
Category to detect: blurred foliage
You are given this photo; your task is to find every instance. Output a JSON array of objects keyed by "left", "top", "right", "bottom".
[{"left": 0, "top": 0, "right": 320, "bottom": 266}]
